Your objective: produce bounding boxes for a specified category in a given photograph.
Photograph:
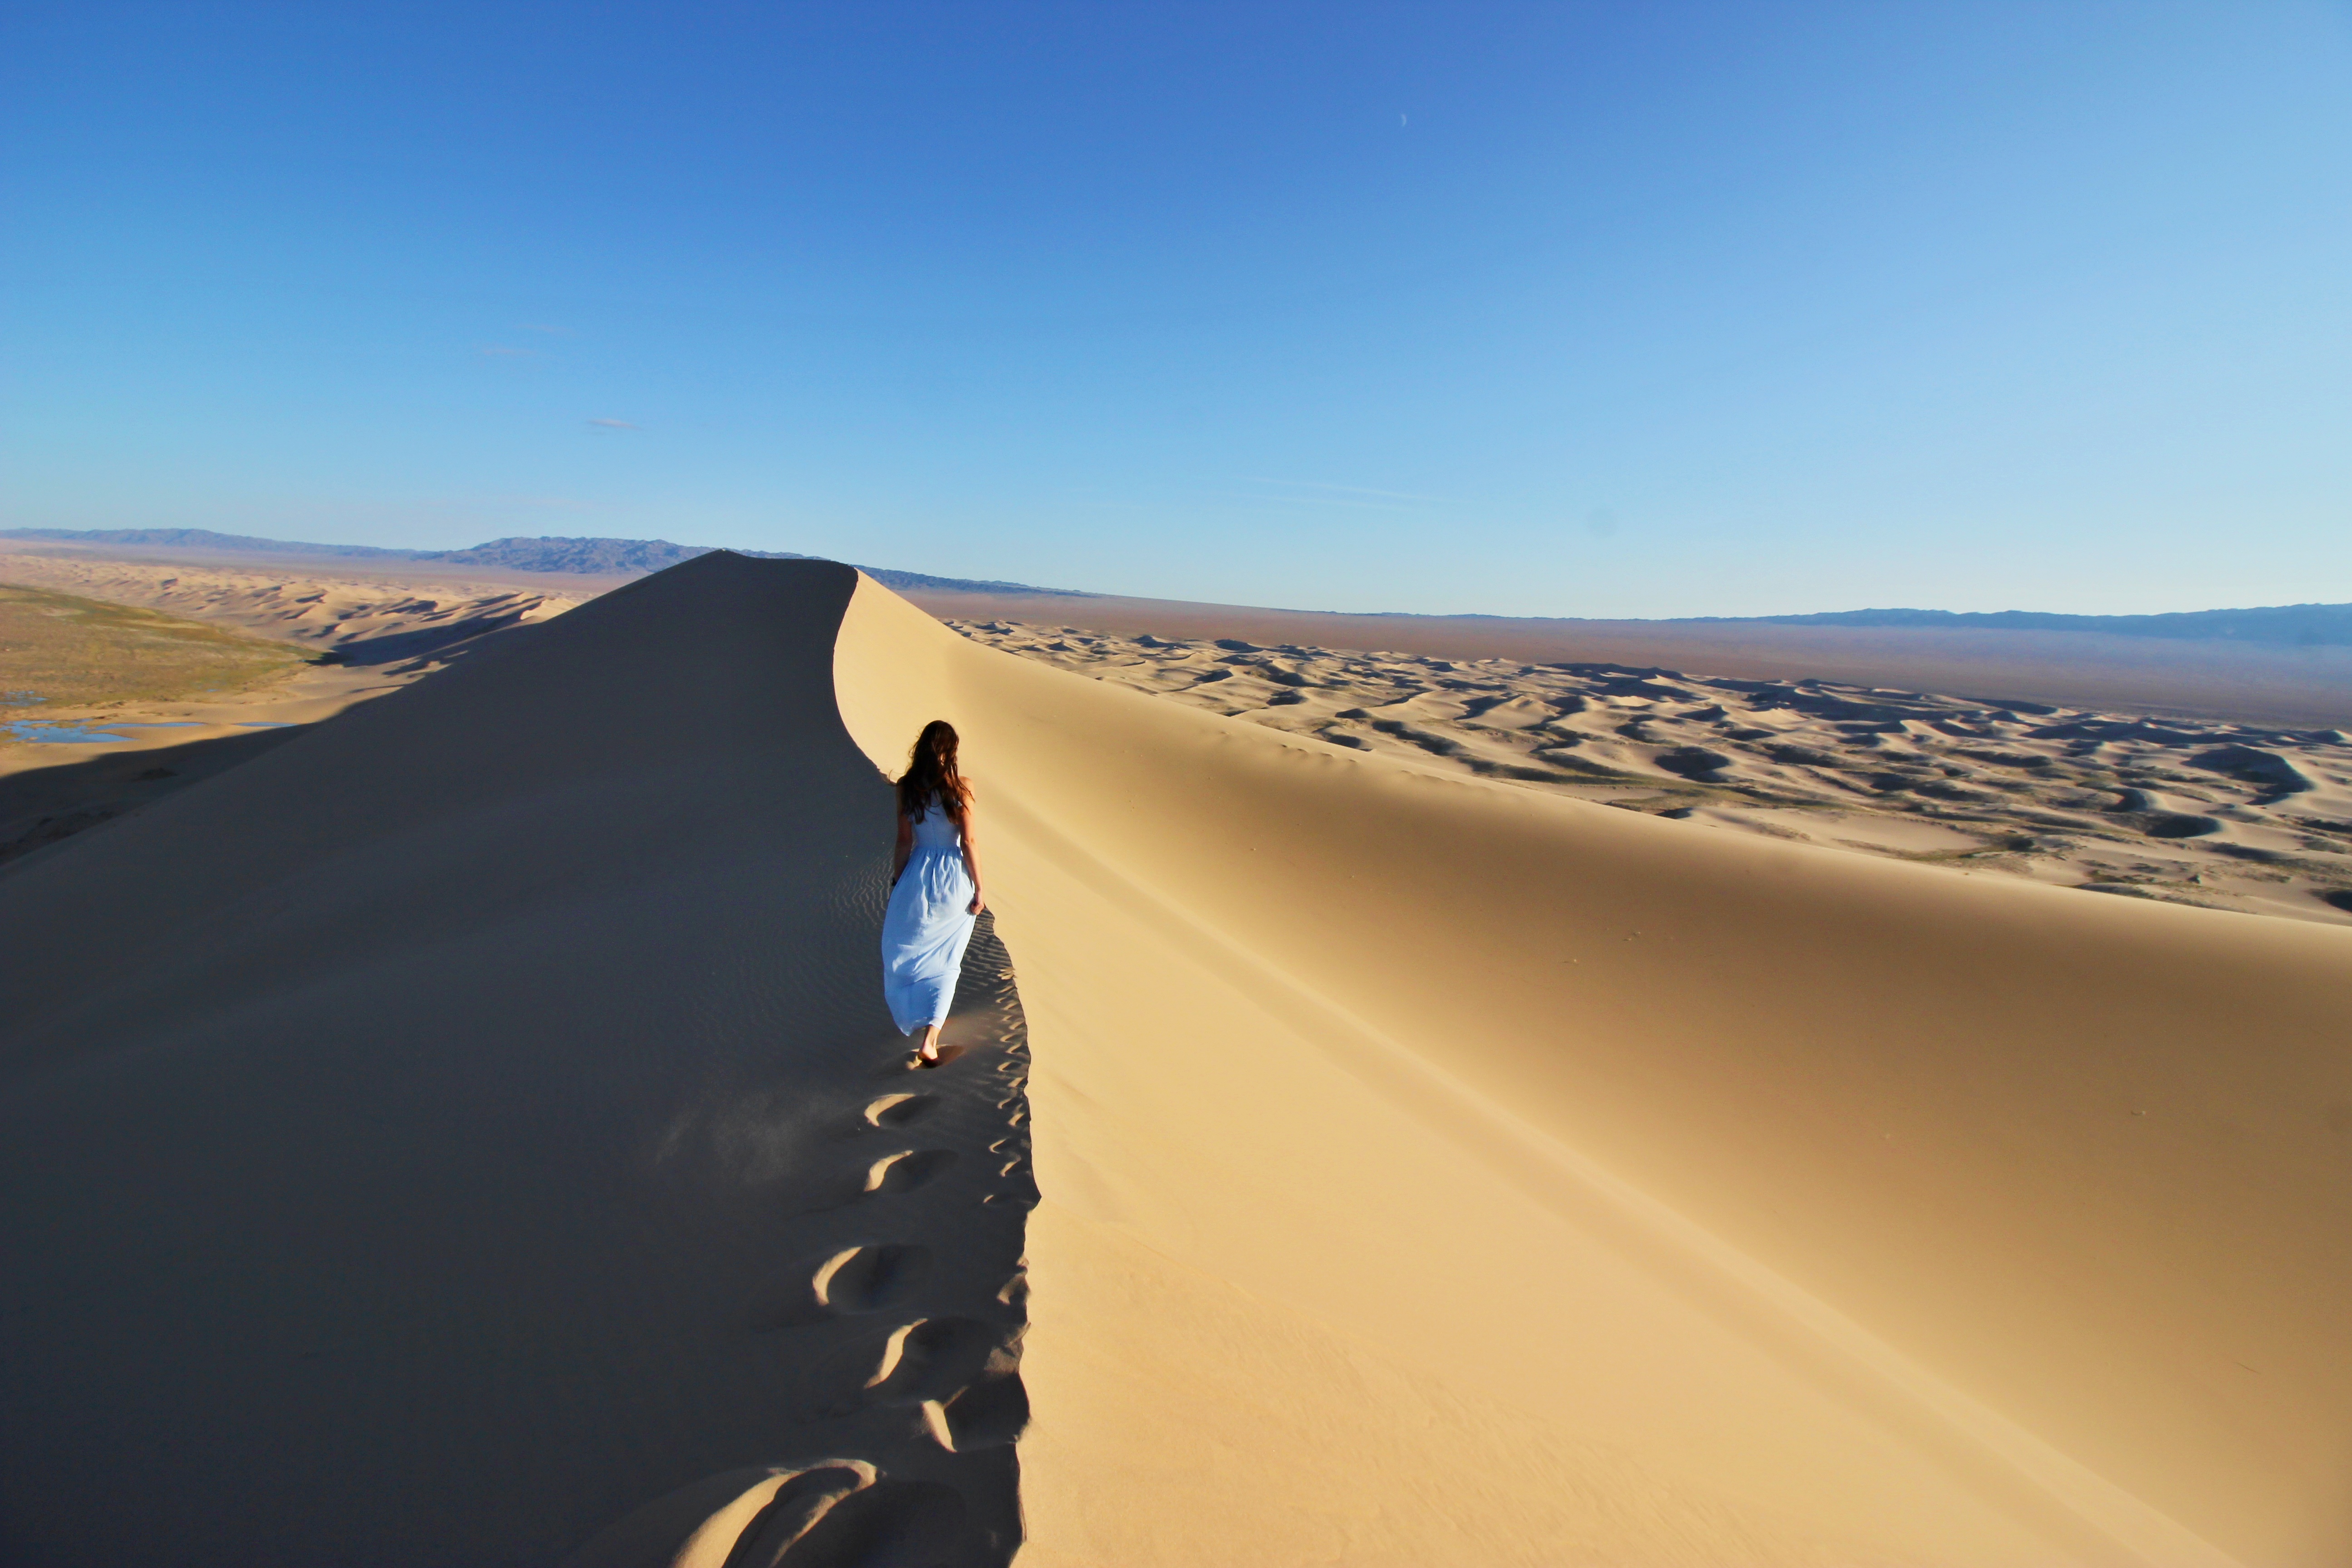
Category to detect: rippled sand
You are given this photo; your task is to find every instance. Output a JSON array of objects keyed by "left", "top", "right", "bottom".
[{"left": 954, "top": 618, "right": 2352, "bottom": 926}]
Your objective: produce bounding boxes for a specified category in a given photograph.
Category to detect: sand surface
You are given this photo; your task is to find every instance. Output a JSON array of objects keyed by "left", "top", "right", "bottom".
[
  {"left": 903, "top": 589, "right": 2352, "bottom": 728},
  {"left": 4, "top": 554, "right": 2350, "bottom": 1565},
  {"left": 0, "top": 552, "right": 588, "bottom": 866},
  {"left": 840, "top": 568, "right": 2352, "bottom": 1566},
  {"left": 0, "top": 548, "right": 589, "bottom": 661},
  {"left": 946, "top": 619, "right": 2352, "bottom": 928},
  {"left": 0, "top": 561, "right": 1034, "bottom": 1565}
]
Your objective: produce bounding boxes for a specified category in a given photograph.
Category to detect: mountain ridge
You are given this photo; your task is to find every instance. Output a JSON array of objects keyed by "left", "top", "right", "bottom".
[
  {"left": 1710, "top": 603, "right": 2352, "bottom": 646},
  {"left": 0, "top": 527, "right": 1089, "bottom": 598},
  {"left": 10, "top": 528, "right": 2351, "bottom": 645}
]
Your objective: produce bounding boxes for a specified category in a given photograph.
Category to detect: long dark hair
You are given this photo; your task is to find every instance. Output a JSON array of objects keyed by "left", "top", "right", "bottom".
[{"left": 897, "top": 719, "right": 971, "bottom": 823}]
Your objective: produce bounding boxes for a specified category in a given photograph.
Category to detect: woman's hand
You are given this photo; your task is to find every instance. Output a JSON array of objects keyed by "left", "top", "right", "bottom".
[{"left": 968, "top": 887, "right": 987, "bottom": 915}]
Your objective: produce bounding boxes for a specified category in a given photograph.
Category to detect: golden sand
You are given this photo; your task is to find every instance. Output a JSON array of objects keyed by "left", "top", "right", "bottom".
[{"left": 1, "top": 555, "right": 2345, "bottom": 1564}]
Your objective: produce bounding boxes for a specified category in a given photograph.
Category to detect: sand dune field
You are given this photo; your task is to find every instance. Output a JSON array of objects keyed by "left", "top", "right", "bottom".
[
  {"left": 902, "top": 588, "right": 2352, "bottom": 730},
  {"left": 0, "top": 553, "right": 590, "bottom": 866},
  {"left": 4, "top": 554, "right": 2349, "bottom": 1565},
  {"left": 949, "top": 618, "right": 2352, "bottom": 927},
  {"left": 0, "top": 549, "right": 586, "bottom": 665}
]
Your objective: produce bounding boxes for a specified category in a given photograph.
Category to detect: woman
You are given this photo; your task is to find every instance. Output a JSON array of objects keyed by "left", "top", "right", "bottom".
[{"left": 882, "top": 720, "right": 986, "bottom": 1068}]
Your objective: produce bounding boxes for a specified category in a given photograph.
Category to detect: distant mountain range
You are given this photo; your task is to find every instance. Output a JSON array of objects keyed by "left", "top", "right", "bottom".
[
  {"left": 0, "top": 528, "right": 1089, "bottom": 598},
  {"left": 1700, "top": 604, "right": 2352, "bottom": 647},
  {"left": 8, "top": 528, "right": 2350, "bottom": 646}
]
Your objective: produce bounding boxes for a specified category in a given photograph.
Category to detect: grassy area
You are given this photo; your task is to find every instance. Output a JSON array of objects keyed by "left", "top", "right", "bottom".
[{"left": 0, "top": 583, "right": 314, "bottom": 710}]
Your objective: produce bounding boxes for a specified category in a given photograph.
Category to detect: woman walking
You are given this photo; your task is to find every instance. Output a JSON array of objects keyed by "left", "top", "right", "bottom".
[{"left": 882, "top": 720, "right": 986, "bottom": 1068}]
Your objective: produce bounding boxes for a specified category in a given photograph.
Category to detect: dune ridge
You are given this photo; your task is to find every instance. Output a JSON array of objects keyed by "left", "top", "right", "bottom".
[
  {"left": 3, "top": 554, "right": 2347, "bottom": 1564},
  {"left": 948, "top": 617, "right": 2352, "bottom": 926},
  {"left": 835, "top": 568, "right": 2352, "bottom": 1565},
  {"left": 0, "top": 559, "right": 1033, "bottom": 1565},
  {"left": 902, "top": 587, "right": 2352, "bottom": 728},
  {"left": 0, "top": 550, "right": 585, "bottom": 666},
  {"left": 0, "top": 555, "right": 583, "bottom": 871}
]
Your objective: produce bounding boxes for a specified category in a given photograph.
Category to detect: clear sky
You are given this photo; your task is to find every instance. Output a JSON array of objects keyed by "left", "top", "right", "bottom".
[{"left": 4, "top": 2, "right": 2348, "bottom": 617}]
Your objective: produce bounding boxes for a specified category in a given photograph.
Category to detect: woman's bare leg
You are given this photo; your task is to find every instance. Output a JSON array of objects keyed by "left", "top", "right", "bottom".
[{"left": 916, "top": 1023, "right": 943, "bottom": 1065}]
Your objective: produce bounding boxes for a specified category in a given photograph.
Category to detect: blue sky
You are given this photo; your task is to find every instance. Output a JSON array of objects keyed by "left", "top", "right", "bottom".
[{"left": 4, "top": 2, "right": 2347, "bottom": 617}]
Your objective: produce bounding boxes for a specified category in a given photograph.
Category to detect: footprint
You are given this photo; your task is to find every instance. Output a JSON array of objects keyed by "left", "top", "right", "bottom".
[
  {"left": 564, "top": 1461, "right": 878, "bottom": 1568},
  {"left": 862, "top": 1149, "right": 958, "bottom": 1196},
  {"left": 813, "top": 1244, "right": 930, "bottom": 1315},
  {"left": 750, "top": 1245, "right": 930, "bottom": 1329},
  {"left": 802, "top": 1149, "right": 960, "bottom": 1215},
  {"left": 759, "top": 1479, "right": 966, "bottom": 1568},
  {"left": 861, "top": 1093, "right": 935, "bottom": 1130},
  {"left": 930, "top": 1374, "right": 1030, "bottom": 1453},
  {"left": 715, "top": 1465, "right": 868, "bottom": 1566},
  {"left": 860, "top": 1316, "right": 1003, "bottom": 1405}
]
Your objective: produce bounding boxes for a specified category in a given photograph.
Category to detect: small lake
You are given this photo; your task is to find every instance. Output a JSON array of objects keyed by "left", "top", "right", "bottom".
[{"left": 4, "top": 720, "right": 206, "bottom": 744}]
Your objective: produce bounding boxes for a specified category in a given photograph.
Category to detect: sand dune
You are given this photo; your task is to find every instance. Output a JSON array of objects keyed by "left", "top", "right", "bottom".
[
  {"left": 838, "top": 570, "right": 2352, "bottom": 1565},
  {"left": 0, "top": 560, "right": 1030, "bottom": 1565},
  {"left": 5, "top": 555, "right": 2348, "bottom": 1565},
  {"left": 0, "top": 549, "right": 584, "bottom": 666},
  {"left": 0, "top": 555, "right": 581, "bottom": 867},
  {"left": 949, "top": 618, "right": 2352, "bottom": 927},
  {"left": 902, "top": 587, "right": 2352, "bottom": 729}
]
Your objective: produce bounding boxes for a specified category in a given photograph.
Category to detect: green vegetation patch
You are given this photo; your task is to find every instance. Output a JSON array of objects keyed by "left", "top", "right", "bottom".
[{"left": 0, "top": 583, "right": 314, "bottom": 710}]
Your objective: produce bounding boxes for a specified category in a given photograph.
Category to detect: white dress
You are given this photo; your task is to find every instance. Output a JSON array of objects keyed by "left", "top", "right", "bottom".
[{"left": 881, "top": 798, "right": 978, "bottom": 1034}]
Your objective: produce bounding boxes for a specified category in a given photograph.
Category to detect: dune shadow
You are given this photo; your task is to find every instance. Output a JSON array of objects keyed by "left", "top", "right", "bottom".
[{"left": 0, "top": 725, "right": 303, "bottom": 869}]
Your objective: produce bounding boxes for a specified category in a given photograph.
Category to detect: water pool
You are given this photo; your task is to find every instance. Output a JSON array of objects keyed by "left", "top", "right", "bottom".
[{"left": 4, "top": 720, "right": 206, "bottom": 744}]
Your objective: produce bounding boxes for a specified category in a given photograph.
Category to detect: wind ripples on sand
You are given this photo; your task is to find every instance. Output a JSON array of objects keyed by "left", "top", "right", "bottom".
[{"left": 956, "top": 618, "right": 2352, "bottom": 926}]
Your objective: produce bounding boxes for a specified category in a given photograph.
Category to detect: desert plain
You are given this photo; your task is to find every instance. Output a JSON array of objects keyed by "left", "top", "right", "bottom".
[{"left": 3, "top": 542, "right": 2350, "bottom": 1566}]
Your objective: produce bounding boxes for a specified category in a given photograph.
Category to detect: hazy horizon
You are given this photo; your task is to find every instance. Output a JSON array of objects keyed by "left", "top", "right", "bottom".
[{"left": 5, "top": 2, "right": 2348, "bottom": 619}]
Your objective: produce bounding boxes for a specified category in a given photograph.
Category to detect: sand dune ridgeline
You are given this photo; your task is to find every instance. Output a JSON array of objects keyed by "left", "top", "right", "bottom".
[
  {"left": 2, "top": 555, "right": 2346, "bottom": 1565},
  {"left": 836, "top": 569, "right": 2352, "bottom": 1566},
  {"left": 0, "top": 559, "right": 1030, "bottom": 1566}
]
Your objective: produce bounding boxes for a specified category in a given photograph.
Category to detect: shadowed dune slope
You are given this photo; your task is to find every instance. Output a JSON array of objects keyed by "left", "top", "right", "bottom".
[
  {"left": 9, "top": 555, "right": 2350, "bottom": 1566},
  {"left": 0, "top": 557, "right": 1032, "bottom": 1566},
  {"left": 835, "top": 575, "right": 2352, "bottom": 1566}
]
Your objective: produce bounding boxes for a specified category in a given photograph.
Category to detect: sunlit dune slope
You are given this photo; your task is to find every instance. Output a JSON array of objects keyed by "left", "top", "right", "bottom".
[
  {"left": 6, "top": 554, "right": 2348, "bottom": 1567},
  {"left": 837, "top": 571, "right": 2352, "bottom": 1566},
  {"left": 0, "top": 557, "right": 1031, "bottom": 1567}
]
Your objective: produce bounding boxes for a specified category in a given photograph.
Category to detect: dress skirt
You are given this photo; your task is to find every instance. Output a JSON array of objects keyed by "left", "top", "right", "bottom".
[{"left": 881, "top": 844, "right": 978, "bottom": 1034}]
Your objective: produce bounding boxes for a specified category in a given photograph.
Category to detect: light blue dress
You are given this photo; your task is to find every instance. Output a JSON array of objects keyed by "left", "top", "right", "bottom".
[{"left": 881, "top": 797, "right": 978, "bottom": 1034}]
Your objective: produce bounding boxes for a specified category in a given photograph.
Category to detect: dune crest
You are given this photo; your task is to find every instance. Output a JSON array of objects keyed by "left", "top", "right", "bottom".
[
  {"left": 0, "top": 558, "right": 1031, "bottom": 1566},
  {"left": 5, "top": 555, "right": 2347, "bottom": 1565},
  {"left": 835, "top": 570, "right": 2352, "bottom": 1565}
]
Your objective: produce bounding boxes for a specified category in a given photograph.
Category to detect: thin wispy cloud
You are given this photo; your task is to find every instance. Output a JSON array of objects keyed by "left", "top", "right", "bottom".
[{"left": 586, "top": 417, "right": 638, "bottom": 429}]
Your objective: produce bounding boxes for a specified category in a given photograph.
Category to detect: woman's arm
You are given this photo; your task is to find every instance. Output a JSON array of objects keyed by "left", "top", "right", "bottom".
[
  {"left": 960, "top": 808, "right": 986, "bottom": 915},
  {"left": 891, "top": 811, "right": 912, "bottom": 885}
]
